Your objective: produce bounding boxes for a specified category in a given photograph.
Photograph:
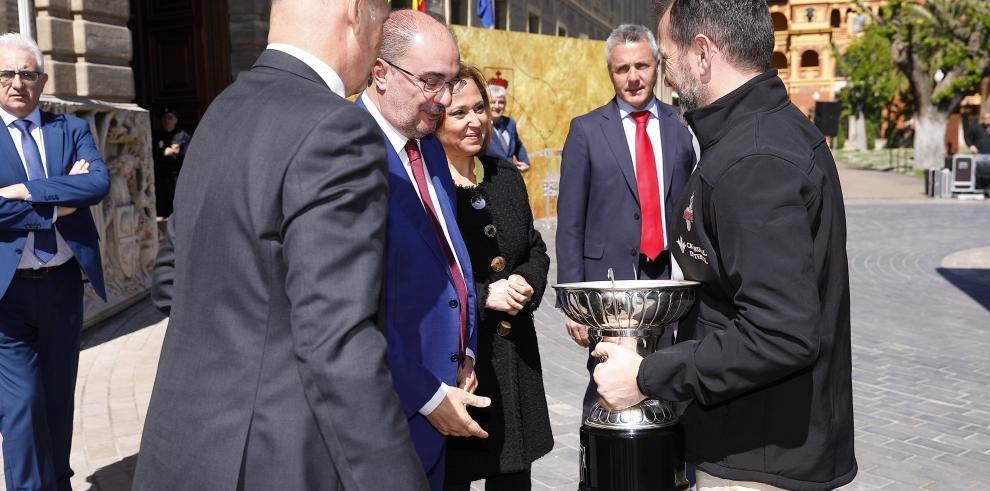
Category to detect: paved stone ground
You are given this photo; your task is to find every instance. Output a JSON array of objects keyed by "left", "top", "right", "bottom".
[{"left": 2, "top": 167, "right": 989, "bottom": 490}]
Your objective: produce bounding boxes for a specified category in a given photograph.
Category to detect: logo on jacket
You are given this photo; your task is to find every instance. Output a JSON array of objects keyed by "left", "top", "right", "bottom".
[
  {"left": 676, "top": 236, "right": 709, "bottom": 265},
  {"left": 683, "top": 194, "right": 695, "bottom": 231}
]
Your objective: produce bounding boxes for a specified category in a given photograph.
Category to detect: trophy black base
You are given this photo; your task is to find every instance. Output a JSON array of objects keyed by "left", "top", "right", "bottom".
[{"left": 579, "top": 424, "right": 688, "bottom": 491}]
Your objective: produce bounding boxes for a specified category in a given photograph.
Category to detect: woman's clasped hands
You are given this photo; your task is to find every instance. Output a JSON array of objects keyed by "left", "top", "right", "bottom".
[{"left": 485, "top": 274, "right": 534, "bottom": 315}]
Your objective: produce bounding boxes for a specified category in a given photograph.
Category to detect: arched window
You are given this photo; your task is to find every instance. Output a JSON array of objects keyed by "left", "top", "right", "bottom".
[
  {"left": 800, "top": 50, "right": 820, "bottom": 68},
  {"left": 771, "top": 12, "right": 788, "bottom": 31},
  {"left": 830, "top": 9, "right": 841, "bottom": 28},
  {"left": 772, "top": 52, "right": 788, "bottom": 70}
]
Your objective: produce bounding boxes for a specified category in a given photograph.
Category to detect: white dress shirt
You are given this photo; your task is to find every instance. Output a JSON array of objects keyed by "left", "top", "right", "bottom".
[
  {"left": 1, "top": 107, "right": 74, "bottom": 269},
  {"left": 616, "top": 97, "right": 670, "bottom": 254},
  {"left": 360, "top": 92, "right": 473, "bottom": 416},
  {"left": 266, "top": 43, "right": 346, "bottom": 97}
]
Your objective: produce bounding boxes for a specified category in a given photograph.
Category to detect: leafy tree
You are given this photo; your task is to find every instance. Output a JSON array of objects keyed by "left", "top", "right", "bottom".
[
  {"left": 836, "top": 24, "right": 908, "bottom": 150},
  {"left": 855, "top": 0, "right": 990, "bottom": 168}
]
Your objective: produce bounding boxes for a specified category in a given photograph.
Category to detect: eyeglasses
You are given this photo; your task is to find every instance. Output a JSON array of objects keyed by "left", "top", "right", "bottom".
[
  {"left": 382, "top": 59, "right": 466, "bottom": 95},
  {"left": 0, "top": 70, "right": 42, "bottom": 86}
]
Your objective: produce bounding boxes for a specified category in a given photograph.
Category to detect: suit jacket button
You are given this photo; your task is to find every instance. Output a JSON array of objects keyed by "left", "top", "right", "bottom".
[
  {"left": 449, "top": 299, "right": 459, "bottom": 309},
  {"left": 14, "top": 248, "right": 22, "bottom": 254},
  {"left": 630, "top": 249, "right": 637, "bottom": 256},
  {"left": 633, "top": 212, "right": 640, "bottom": 220},
  {"left": 450, "top": 353, "right": 459, "bottom": 363}
]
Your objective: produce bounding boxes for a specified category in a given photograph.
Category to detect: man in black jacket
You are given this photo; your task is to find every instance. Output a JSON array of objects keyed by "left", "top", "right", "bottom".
[
  {"left": 964, "top": 111, "right": 990, "bottom": 154},
  {"left": 593, "top": 1, "right": 857, "bottom": 489}
]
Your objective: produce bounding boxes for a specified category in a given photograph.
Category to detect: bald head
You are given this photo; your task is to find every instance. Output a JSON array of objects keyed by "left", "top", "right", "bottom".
[
  {"left": 380, "top": 9, "right": 458, "bottom": 63},
  {"left": 268, "top": 0, "right": 388, "bottom": 96}
]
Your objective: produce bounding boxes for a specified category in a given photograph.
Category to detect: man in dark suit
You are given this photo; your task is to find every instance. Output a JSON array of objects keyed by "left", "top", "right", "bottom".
[
  {"left": 556, "top": 24, "right": 696, "bottom": 417},
  {"left": 357, "top": 9, "right": 491, "bottom": 491},
  {"left": 0, "top": 33, "right": 109, "bottom": 491},
  {"left": 484, "top": 81, "right": 530, "bottom": 172},
  {"left": 134, "top": 1, "right": 428, "bottom": 490}
]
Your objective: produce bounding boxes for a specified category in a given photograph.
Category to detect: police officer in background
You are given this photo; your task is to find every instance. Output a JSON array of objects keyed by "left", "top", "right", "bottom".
[
  {"left": 592, "top": 1, "right": 857, "bottom": 489},
  {"left": 152, "top": 108, "right": 190, "bottom": 224}
]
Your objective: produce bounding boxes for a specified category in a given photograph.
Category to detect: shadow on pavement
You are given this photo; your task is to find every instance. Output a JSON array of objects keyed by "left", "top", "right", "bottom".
[
  {"left": 82, "top": 298, "right": 166, "bottom": 351},
  {"left": 81, "top": 454, "right": 137, "bottom": 491},
  {"left": 936, "top": 268, "right": 990, "bottom": 312}
]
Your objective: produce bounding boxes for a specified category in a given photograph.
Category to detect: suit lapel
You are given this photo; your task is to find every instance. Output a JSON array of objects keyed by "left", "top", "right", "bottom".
[
  {"left": 421, "top": 136, "right": 467, "bottom": 286},
  {"left": 41, "top": 113, "right": 65, "bottom": 177},
  {"left": 600, "top": 99, "right": 639, "bottom": 205},
  {"left": 386, "top": 142, "right": 448, "bottom": 270},
  {"left": 0, "top": 124, "right": 27, "bottom": 183}
]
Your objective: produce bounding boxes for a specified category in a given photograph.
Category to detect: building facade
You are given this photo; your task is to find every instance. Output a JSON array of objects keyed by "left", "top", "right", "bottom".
[
  {"left": 392, "top": 0, "right": 655, "bottom": 40},
  {"left": 767, "top": 0, "right": 885, "bottom": 114}
]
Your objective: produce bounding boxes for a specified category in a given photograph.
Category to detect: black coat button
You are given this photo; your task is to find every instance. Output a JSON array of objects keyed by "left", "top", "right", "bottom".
[
  {"left": 634, "top": 212, "right": 640, "bottom": 220},
  {"left": 450, "top": 353, "right": 459, "bottom": 363},
  {"left": 630, "top": 249, "right": 637, "bottom": 256},
  {"left": 449, "top": 299, "right": 459, "bottom": 309}
]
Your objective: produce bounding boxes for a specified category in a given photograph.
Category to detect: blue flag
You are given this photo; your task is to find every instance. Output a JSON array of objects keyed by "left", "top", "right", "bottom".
[{"left": 477, "top": 0, "right": 494, "bottom": 28}]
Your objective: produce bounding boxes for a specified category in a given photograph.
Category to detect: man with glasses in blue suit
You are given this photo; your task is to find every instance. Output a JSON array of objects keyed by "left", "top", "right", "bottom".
[
  {"left": 0, "top": 32, "right": 109, "bottom": 491},
  {"left": 358, "top": 9, "right": 492, "bottom": 491}
]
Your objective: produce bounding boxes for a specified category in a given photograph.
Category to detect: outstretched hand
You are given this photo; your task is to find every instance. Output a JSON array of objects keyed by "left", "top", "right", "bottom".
[{"left": 426, "top": 387, "right": 491, "bottom": 438}]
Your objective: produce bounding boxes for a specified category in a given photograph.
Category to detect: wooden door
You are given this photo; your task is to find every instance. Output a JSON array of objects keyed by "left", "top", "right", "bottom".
[{"left": 130, "top": 0, "right": 232, "bottom": 131}]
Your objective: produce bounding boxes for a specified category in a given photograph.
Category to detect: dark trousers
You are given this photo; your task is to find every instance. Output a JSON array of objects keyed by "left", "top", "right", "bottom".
[
  {"left": 443, "top": 468, "right": 533, "bottom": 491},
  {"left": 0, "top": 261, "right": 83, "bottom": 491},
  {"left": 582, "top": 252, "right": 671, "bottom": 418}
]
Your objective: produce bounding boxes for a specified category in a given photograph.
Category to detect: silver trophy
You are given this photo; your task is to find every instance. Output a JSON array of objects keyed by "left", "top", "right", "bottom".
[{"left": 555, "top": 272, "right": 699, "bottom": 430}]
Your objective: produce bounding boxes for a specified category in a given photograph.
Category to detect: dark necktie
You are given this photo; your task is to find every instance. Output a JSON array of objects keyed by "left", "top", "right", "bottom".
[
  {"left": 405, "top": 139, "right": 468, "bottom": 364},
  {"left": 12, "top": 119, "right": 57, "bottom": 264},
  {"left": 631, "top": 111, "right": 664, "bottom": 260}
]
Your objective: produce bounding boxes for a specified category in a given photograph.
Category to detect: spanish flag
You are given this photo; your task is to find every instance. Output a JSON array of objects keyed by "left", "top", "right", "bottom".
[{"left": 411, "top": 0, "right": 427, "bottom": 11}]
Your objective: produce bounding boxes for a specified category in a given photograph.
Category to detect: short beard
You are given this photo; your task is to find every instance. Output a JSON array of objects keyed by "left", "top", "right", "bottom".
[
  {"left": 674, "top": 61, "right": 708, "bottom": 112},
  {"left": 678, "top": 83, "right": 708, "bottom": 112}
]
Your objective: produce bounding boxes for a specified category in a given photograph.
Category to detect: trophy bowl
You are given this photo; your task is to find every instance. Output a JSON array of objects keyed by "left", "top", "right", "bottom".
[{"left": 554, "top": 279, "right": 700, "bottom": 429}]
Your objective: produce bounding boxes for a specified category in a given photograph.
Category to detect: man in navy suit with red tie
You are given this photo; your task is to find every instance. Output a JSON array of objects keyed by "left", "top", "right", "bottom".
[
  {"left": 357, "top": 9, "right": 491, "bottom": 491},
  {"left": 0, "top": 33, "right": 108, "bottom": 491},
  {"left": 556, "top": 24, "right": 696, "bottom": 417}
]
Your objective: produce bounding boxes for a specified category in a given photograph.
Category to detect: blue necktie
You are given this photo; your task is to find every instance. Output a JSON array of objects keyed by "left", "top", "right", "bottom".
[{"left": 12, "top": 119, "right": 57, "bottom": 264}]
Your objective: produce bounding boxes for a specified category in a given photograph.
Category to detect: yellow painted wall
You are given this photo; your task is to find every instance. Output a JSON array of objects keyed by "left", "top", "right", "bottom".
[{"left": 452, "top": 26, "right": 615, "bottom": 218}]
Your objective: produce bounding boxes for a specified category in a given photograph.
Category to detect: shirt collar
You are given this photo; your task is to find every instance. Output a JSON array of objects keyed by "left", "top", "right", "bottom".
[
  {"left": 616, "top": 97, "right": 658, "bottom": 121},
  {"left": 266, "top": 43, "right": 346, "bottom": 97},
  {"left": 684, "top": 70, "right": 785, "bottom": 150},
  {"left": 359, "top": 91, "right": 415, "bottom": 160},
  {"left": 1, "top": 106, "right": 41, "bottom": 129}
]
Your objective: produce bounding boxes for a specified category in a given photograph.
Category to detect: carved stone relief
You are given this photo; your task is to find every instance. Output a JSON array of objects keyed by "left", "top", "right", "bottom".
[{"left": 41, "top": 96, "right": 158, "bottom": 326}]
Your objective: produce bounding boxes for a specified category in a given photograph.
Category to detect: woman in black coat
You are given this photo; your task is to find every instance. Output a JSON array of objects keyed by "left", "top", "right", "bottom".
[{"left": 438, "top": 65, "right": 553, "bottom": 491}]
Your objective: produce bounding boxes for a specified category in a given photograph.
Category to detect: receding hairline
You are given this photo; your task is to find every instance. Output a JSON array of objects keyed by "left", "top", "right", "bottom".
[{"left": 381, "top": 9, "right": 458, "bottom": 63}]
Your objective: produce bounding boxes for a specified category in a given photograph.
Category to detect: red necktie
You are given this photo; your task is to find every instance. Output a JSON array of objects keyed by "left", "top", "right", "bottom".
[
  {"left": 405, "top": 140, "right": 468, "bottom": 364},
  {"left": 631, "top": 111, "right": 664, "bottom": 260}
]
